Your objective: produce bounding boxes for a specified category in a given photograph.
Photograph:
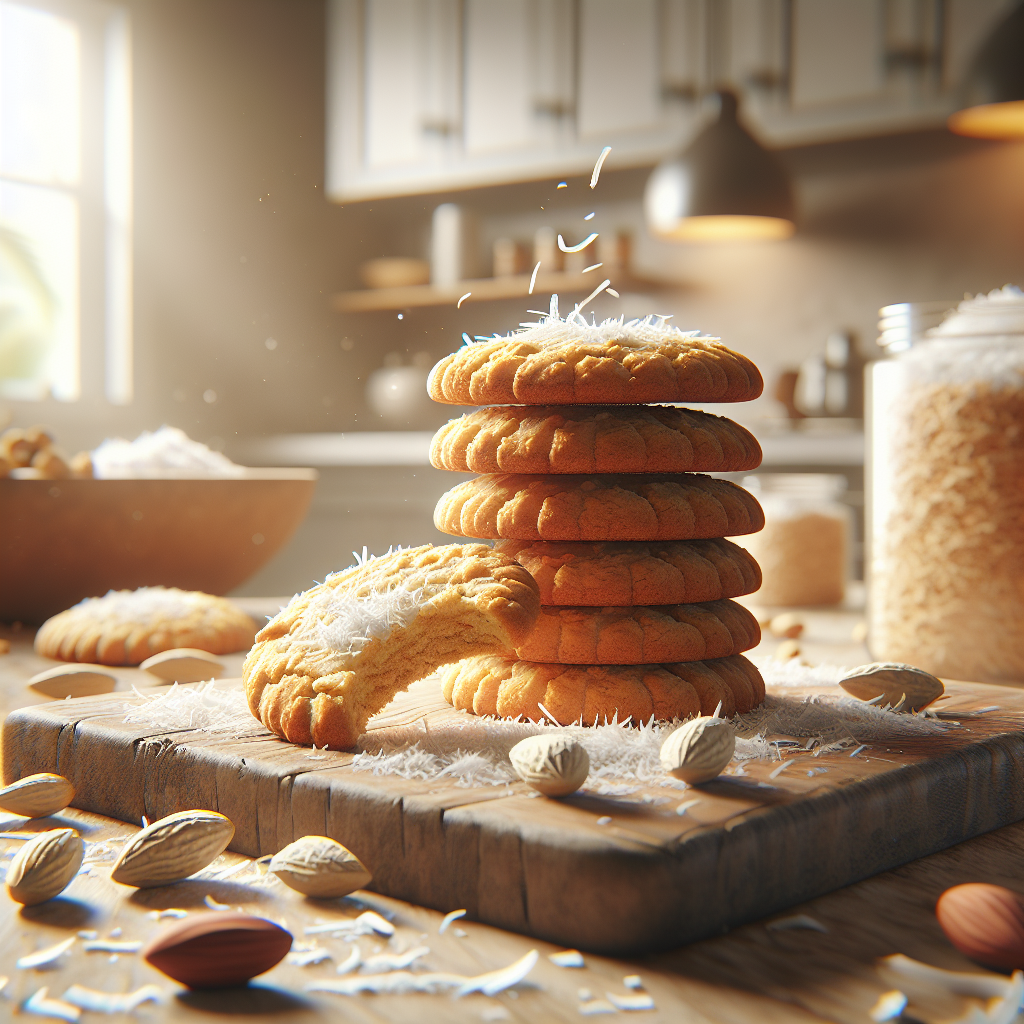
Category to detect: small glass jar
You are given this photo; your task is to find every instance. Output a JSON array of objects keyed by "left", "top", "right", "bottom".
[
  {"left": 740, "top": 474, "right": 851, "bottom": 606},
  {"left": 867, "top": 287, "right": 1024, "bottom": 683}
]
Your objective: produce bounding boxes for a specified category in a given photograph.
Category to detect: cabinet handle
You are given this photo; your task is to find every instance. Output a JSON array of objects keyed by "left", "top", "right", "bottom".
[
  {"left": 421, "top": 118, "right": 459, "bottom": 137},
  {"left": 533, "top": 98, "right": 575, "bottom": 119}
]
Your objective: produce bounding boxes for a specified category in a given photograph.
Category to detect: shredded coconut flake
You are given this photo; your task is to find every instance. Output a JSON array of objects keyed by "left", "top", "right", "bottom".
[
  {"left": 61, "top": 985, "right": 162, "bottom": 1014},
  {"left": 24, "top": 988, "right": 80, "bottom": 1022},
  {"left": 68, "top": 587, "right": 211, "bottom": 626},
  {"left": 92, "top": 426, "right": 245, "bottom": 479}
]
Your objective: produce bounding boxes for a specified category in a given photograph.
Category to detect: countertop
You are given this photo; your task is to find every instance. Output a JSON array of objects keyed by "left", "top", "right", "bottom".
[{"left": 0, "top": 608, "right": 1021, "bottom": 1023}]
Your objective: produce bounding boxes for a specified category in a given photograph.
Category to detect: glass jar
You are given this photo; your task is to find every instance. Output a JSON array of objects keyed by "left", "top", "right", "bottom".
[
  {"left": 739, "top": 474, "right": 851, "bottom": 606},
  {"left": 867, "top": 287, "right": 1024, "bottom": 683}
]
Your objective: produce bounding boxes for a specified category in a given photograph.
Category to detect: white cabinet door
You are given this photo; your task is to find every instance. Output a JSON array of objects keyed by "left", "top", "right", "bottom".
[
  {"left": 364, "top": 0, "right": 424, "bottom": 167},
  {"left": 791, "top": 0, "right": 884, "bottom": 108},
  {"left": 577, "top": 0, "right": 660, "bottom": 139}
]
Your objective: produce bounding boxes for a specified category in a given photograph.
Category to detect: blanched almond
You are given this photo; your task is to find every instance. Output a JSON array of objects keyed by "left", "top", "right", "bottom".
[
  {"left": 660, "top": 717, "right": 735, "bottom": 784},
  {"left": 6, "top": 828, "right": 84, "bottom": 905},
  {"left": 27, "top": 664, "right": 117, "bottom": 699},
  {"left": 840, "top": 662, "right": 943, "bottom": 713},
  {"left": 139, "top": 649, "right": 225, "bottom": 684},
  {"left": 509, "top": 734, "right": 590, "bottom": 797},
  {"left": 269, "top": 836, "right": 372, "bottom": 898},
  {"left": 111, "top": 810, "right": 234, "bottom": 888},
  {"left": 0, "top": 773, "right": 74, "bottom": 818}
]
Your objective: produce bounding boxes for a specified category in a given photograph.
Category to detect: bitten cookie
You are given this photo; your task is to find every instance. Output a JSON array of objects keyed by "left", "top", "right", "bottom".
[
  {"left": 435, "top": 473, "right": 764, "bottom": 541},
  {"left": 34, "top": 588, "right": 257, "bottom": 666},
  {"left": 516, "top": 600, "right": 760, "bottom": 664},
  {"left": 430, "top": 405, "right": 762, "bottom": 475},
  {"left": 495, "top": 538, "right": 762, "bottom": 606},
  {"left": 242, "top": 544, "right": 540, "bottom": 750},
  {"left": 428, "top": 317, "right": 762, "bottom": 406},
  {"left": 441, "top": 654, "right": 765, "bottom": 724}
]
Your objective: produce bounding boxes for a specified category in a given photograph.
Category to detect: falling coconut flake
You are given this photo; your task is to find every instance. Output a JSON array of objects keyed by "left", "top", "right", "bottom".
[
  {"left": 528, "top": 262, "right": 541, "bottom": 295},
  {"left": 579, "top": 999, "right": 617, "bottom": 1015},
  {"left": 203, "top": 895, "right": 231, "bottom": 911},
  {"left": 558, "top": 233, "right": 598, "bottom": 254},
  {"left": 622, "top": 975, "right": 643, "bottom": 990},
  {"left": 590, "top": 147, "right": 611, "bottom": 188},
  {"left": 457, "top": 292, "right": 472, "bottom": 309}
]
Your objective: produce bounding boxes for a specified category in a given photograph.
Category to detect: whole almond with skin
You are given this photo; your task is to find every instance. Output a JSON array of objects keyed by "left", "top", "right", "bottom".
[
  {"left": 111, "top": 810, "right": 234, "bottom": 888},
  {"left": 0, "top": 773, "right": 75, "bottom": 818},
  {"left": 143, "top": 912, "right": 292, "bottom": 989},
  {"left": 660, "top": 717, "right": 736, "bottom": 784},
  {"left": 840, "top": 662, "right": 943, "bottom": 713},
  {"left": 269, "top": 836, "right": 372, "bottom": 898},
  {"left": 6, "top": 828, "right": 84, "bottom": 905},
  {"left": 509, "top": 734, "right": 590, "bottom": 797},
  {"left": 936, "top": 883, "right": 1024, "bottom": 971}
]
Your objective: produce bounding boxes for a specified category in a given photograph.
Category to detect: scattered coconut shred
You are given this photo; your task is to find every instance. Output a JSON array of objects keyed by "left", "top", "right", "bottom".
[{"left": 117, "top": 650, "right": 954, "bottom": 791}]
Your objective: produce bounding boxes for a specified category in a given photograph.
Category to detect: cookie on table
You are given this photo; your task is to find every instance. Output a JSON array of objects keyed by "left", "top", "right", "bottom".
[
  {"left": 440, "top": 654, "right": 764, "bottom": 725},
  {"left": 435, "top": 473, "right": 764, "bottom": 542},
  {"left": 428, "top": 317, "right": 763, "bottom": 406},
  {"left": 430, "top": 405, "right": 762, "bottom": 475},
  {"left": 34, "top": 587, "right": 257, "bottom": 666},
  {"left": 243, "top": 544, "right": 540, "bottom": 750},
  {"left": 516, "top": 599, "right": 760, "bottom": 665},
  {"left": 495, "top": 538, "right": 762, "bottom": 606}
]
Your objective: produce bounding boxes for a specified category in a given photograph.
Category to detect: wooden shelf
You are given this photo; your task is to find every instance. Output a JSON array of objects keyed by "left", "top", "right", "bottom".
[{"left": 331, "top": 270, "right": 666, "bottom": 313}]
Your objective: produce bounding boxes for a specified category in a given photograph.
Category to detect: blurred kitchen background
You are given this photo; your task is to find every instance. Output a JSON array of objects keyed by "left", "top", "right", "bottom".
[{"left": 1, "top": 0, "right": 1021, "bottom": 597}]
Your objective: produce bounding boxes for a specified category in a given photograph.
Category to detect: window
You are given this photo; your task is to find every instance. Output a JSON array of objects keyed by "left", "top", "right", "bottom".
[{"left": 0, "top": 0, "right": 130, "bottom": 404}]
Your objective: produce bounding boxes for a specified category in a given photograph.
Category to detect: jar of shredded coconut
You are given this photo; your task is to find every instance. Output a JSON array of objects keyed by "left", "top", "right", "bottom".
[
  {"left": 867, "top": 285, "right": 1024, "bottom": 683},
  {"left": 739, "top": 474, "right": 851, "bottom": 606}
]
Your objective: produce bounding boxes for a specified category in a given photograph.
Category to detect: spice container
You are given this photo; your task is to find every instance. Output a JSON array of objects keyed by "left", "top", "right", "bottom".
[
  {"left": 867, "top": 286, "right": 1024, "bottom": 683},
  {"left": 739, "top": 474, "right": 850, "bottom": 606}
]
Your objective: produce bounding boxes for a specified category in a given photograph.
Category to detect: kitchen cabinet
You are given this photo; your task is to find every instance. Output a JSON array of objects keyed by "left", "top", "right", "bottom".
[{"left": 326, "top": 0, "right": 1011, "bottom": 202}]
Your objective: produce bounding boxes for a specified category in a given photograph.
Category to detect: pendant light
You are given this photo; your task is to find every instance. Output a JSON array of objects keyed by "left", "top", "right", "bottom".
[
  {"left": 947, "top": 0, "right": 1024, "bottom": 139},
  {"left": 644, "top": 90, "right": 795, "bottom": 242}
]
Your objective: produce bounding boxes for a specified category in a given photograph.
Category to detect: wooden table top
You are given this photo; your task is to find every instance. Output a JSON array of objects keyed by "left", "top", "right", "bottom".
[{"left": 1, "top": 604, "right": 1022, "bottom": 1024}]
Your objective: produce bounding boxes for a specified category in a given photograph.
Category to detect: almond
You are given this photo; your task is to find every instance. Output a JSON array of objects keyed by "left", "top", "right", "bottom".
[
  {"left": 509, "top": 734, "right": 590, "bottom": 797},
  {"left": 111, "top": 810, "right": 235, "bottom": 888},
  {"left": 769, "top": 612, "right": 804, "bottom": 639},
  {"left": 269, "top": 836, "right": 372, "bottom": 898},
  {"left": 142, "top": 912, "right": 292, "bottom": 988},
  {"left": 27, "top": 664, "right": 117, "bottom": 699},
  {"left": 139, "top": 649, "right": 225, "bottom": 684},
  {"left": 935, "top": 883, "right": 1024, "bottom": 971},
  {"left": 660, "top": 716, "right": 735, "bottom": 784},
  {"left": 0, "top": 773, "right": 75, "bottom": 818},
  {"left": 839, "top": 662, "right": 943, "bottom": 713},
  {"left": 6, "top": 828, "right": 84, "bottom": 905}
]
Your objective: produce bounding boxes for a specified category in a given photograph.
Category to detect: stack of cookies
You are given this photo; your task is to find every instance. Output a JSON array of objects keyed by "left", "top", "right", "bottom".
[{"left": 426, "top": 315, "right": 768, "bottom": 725}]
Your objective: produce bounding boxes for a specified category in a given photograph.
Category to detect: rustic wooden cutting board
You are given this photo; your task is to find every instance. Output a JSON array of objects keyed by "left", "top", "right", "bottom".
[{"left": 4, "top": 677, "right": 1022, "bottom": 955}]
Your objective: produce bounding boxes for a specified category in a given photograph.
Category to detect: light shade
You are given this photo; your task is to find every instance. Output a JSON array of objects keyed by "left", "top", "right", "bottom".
[
  {"left": 948, "top": 1, "right": 1024, "bottom": 139},
  {"left": 645, "top": 91, "right": 794, "bottom": 242}
]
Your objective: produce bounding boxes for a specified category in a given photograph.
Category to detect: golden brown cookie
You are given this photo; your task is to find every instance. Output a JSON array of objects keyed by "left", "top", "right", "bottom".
[
  {"left": 430, "top": 405, "right": 762, "bottom": 475},
  {"left": 496, "top": 538, "right": 762, "bottom": 606},
  {"left": 435, "top": 473, "right": 763, "bottom": 541},
  {"left": 428, "top": 319, "right": 762, "bottom": 406},
  {"left": 516, "top": 599, "right": 759, "bottom": 664},
  {"left": 242, "top": 544, "right": 540, "bottom": 750},
  {"left": 441, "top": 654, "right": 764, "bottom": 724},
  {"left": 34, "top": 588, "right": 257, "bottom": 665}
]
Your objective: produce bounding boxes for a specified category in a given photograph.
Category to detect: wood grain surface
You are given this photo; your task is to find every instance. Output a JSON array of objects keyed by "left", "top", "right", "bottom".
[
  {"left": 2, "top": 615, "right": 1023, "bottom": 1022},
  {"left": 5, "top": 667, "right": 1022, "bottom": 955}
]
